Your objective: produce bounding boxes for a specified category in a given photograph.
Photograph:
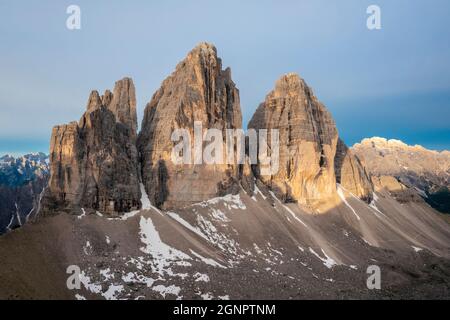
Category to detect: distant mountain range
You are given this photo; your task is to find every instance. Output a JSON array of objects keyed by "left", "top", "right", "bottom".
[
  {"left": 0, "top": 153, "right": 49, "bottom": 233},
  {"left": 353, "top": 137, "right": 450, "bottom": 213}
]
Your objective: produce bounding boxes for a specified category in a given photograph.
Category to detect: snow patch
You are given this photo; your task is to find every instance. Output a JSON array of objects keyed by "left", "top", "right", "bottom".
[
  {"left": 196, "top": 193, "right": 246, "bottom": 210},
  {"left": 190, "top": 250, "right": 226, "bottom": 268},
  {"left": 309, "top": 248, "right": 337, "bottom": 269},
  {"left": 282, "top": 204, "right": 308, "bottom": 228},
  {"left": 120, "top": 210, "right": 140, "bottom": 220},
  {"left": 210, "top": 208, "right": 230, "bottom": 223},
  {"left": 139, "top": 216, "right": 191, "bottom": 275},
  {"left": 166, "top": 212, "right": 209, "bottom": 241},
  {"left": 79, "top": 272, "right": 102, "bottom": 294},
  {"left": 116, "top": 183, "right": 161, "bottom": 221},
  {"left": 15, "top": 203, "right": 22, "bottom": 226},
  {"left": 78, "top": 208, "right": 86, "bottom": 220},
  {"left": 6, "top": 214, "right": 14, "bottom": 231},
  {"left": 121, "top": 271, "right": 155, "bottom": 287},
  {"left": 414, "top": 187, "right": 428, "bottom": 198},
  {"left": 193, "top": 272, "right": 210, "bottom": 282},
  {"left": 102, "top": 284, "right": 124, "bottom": 300},
  {"left": 152, "top": 284, "right": 181, "bottom": 298},
  {"left": 200, "top": 292, "right": 214, "bottom": 300},
  {"left": 83, "top": 241, "right": 92, "bottom": 255},
  {"left": 337, "top": 185, "right": 361, "bottom": 221},
  {"left": 100, "top": 268, "right": 114, "bottom": 281},
  {"left": 253, "top": 184, "right": 267, "bottom": 200},
  {"left": 139, "top": 183, "right": 152, "bottom": 210}
]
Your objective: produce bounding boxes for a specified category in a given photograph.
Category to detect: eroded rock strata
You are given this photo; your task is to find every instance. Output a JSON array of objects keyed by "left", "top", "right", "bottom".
[
  {"left": 42, "top": 78, "right": 140, "bottom": 215},
  {"left": 42, "top": 44, "right": 376, "bottom": 215},
  {"left": 248, "top": 73, "right": 372, "bottom": 211},
  {"left": 137, "top": 43, "right": 242, "bottom": 209}
]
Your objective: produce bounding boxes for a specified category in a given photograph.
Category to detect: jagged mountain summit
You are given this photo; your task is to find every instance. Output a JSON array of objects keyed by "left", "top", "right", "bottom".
[
  {"left": 352, "top": 137, "right": 450, "bottom": 213},
  {"left": 248, "top": 73, "right": 372, "bottom": 212},
  {"left": 0, "top": 43, "right": 449, "bottom": 300},
  {"left": 42, "top": 78, "right": 141, "bottom": 215},
  {"left": 137, "top": 43, "right": 243, "bottom": 209},
  {"left": 0, "top": 153, "right": 49, "bottom": 234}
]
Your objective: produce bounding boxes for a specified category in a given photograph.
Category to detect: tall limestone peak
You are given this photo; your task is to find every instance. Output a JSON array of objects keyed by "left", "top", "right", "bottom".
[
  {"left": 249, "top": 73, "right": 372, "bottom": 210},
  {"left": 249, "top": 73, "right": 339, "bottom": 210},
  {"left": 137, "top": 43, "right": 242, "bottom": 209},
  {"left": 272, "top": 72, "right": 308, "bottom": 96},
  {"left": 86, "top": 90, "right": 102, "bottom": 112},
  {"left": 82, "top": 77, "right": 137, "bottom": 139},
  {"left": 42, "top": 78, "right": 140, "bottom": 215},
  {"left": 107, "top": 77, "right": 137, "bottom": 140},
  {"left": 101, "top": 89, "right": 113, "bottom": 109}
]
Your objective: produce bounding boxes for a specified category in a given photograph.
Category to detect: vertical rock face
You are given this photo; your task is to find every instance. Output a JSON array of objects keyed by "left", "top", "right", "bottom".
[
  {"left": 248, "top": 73, "right": 373, "bottom": 210},
  {"left": 45, "top": 122, "right": 83, "bottom": 210},
  {"left": 104, "top": 78, "right": 138, "bottom": 141},
  {"left": 248, "top": 73, "right": 339, "bottom": 209},
  {"left": 334, "top": 139, "right": 373, "bottom": 201},
  {"left": 42, "top": 78, "right": 140, "bottom": 215},
  {"left": 138, "top": 43, "right": 242, "bottom": 208}
]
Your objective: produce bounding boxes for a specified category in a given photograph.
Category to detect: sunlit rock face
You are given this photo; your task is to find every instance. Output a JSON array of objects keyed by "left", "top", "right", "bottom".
[
  {"left": 42, "top": 78, "right": 141, "bottom": 215},
  {"left": 248, "top": 73, "right": 339, "bottom": 210},
  {"left": 137, "top": 43, "right": 243, "bottom": 209},
  {"left": 248, "top": 73, "right": 373, "bottom": 211}
]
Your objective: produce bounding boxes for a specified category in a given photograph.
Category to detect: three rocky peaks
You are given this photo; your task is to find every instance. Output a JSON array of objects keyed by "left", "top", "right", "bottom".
[{"left": 42, "top": 43, "right": 373, "bottom": 215}]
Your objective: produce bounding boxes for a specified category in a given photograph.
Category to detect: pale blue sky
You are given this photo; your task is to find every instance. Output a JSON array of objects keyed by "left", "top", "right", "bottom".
[{"left": 1, "top": 0, "right": 449, "bottom": 156}]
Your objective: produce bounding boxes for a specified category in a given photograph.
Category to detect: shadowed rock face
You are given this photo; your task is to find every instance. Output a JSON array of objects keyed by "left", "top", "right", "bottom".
[
  {"left": 42, "top": 78, "right": 140, "bottom": 215},
  {"left": 104, "top": 78, "right": 138, "bottom": 141},
  {"left": 334, "top": 139, "right": 373, "bottom": 202},
  {"left": 138, "top": 43, "right": 242, "bottom": 209}
]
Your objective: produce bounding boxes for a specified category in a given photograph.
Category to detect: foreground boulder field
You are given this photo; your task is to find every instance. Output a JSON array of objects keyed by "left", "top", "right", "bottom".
[{"left": 0, "top": 43, "right": 449, "bottom": 300}]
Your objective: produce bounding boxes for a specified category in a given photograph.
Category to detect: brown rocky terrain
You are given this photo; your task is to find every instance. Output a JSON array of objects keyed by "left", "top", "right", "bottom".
[
  {"left": 352, "top": 137, "right": 450, "bottom": 213},
  {"left": 1, "top": 184, "right": 449, "bottom": 300}
]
